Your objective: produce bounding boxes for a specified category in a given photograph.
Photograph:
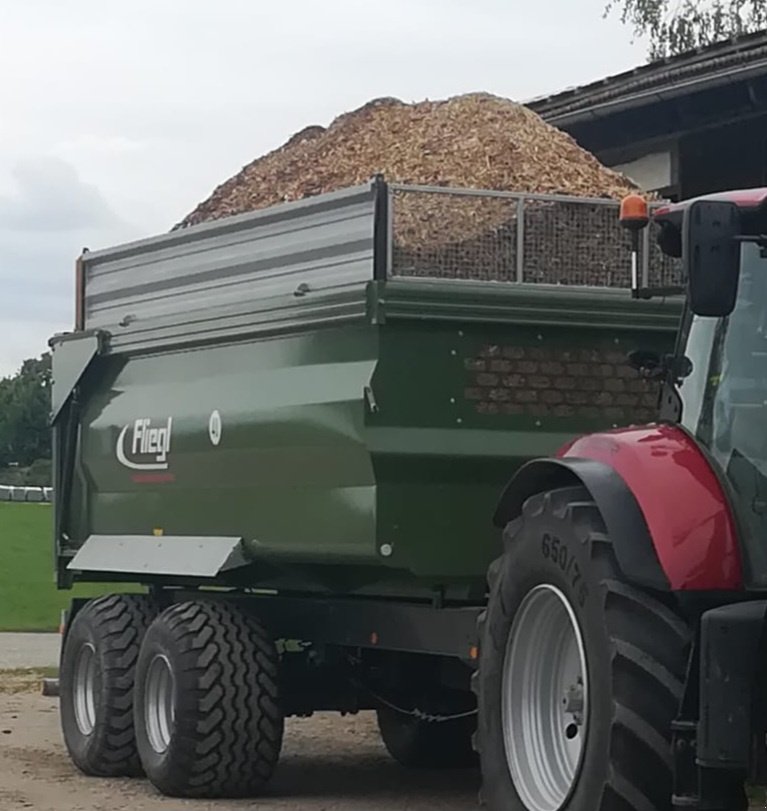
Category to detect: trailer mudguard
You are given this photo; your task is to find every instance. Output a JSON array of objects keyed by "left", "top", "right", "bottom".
[
  {"left": 67, "top": 534, "right": 250, "bottom": 578},
  {"left": 494, "top": 424, "right": 742, "bottom": 592}
]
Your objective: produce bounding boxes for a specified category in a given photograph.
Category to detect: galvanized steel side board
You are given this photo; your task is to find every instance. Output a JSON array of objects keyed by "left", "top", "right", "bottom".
[{"left": 81, "top": 182, "right": 380, "bottom": 352}]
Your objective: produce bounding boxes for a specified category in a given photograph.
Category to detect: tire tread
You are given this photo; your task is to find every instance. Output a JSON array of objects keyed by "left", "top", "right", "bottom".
[
  {"left": 61, "top": 593, "right": 156, "bottom": 777},
  {"left": 376, "top": 706, "right": 477, "bottom": 770},
  {"left": 477, "top": 487, "right": 698, "bottom": 811},
  {"left": 137, "top": 600, "right": 283, "bottom": 798}
]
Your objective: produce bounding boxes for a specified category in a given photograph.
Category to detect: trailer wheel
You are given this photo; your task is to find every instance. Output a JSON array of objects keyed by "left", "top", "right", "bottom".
[
  {"left": 377, "top": 705, "right": 477, "bottom": 769},
  {"left": 133, "top": 600, "right": 283, "bottom": 798},
  {"left": 59, "top": 593, "right": 157, "bottom": 777},
  {"left": 475, "top": 486, "right": 691, "bottom": 811}
]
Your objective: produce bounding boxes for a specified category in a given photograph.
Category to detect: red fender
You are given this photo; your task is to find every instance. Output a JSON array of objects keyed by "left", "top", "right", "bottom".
[{"left": 558, "top": 424, "right": 742, "bottom": 591}]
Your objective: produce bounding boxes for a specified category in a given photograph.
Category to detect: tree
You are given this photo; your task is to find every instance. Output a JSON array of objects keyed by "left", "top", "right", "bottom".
[
  {"left": 606, "top": 0, "right": 767, "bottom": 59},
  {"left": 0, "top": 353, "right": 52, "bottom": 469}
]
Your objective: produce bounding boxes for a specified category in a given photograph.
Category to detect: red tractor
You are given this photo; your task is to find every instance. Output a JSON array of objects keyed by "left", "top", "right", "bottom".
[{"left": 477, "top": 190, "right": 767, "bottom": 811}]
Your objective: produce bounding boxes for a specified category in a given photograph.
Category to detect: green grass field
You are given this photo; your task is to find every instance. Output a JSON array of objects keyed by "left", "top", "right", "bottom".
[{"left": 0, "top": 502, "right": 130, "bottom": 631}]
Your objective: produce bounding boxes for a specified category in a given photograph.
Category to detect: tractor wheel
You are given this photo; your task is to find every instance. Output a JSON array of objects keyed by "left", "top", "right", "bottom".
[
  {"left": 377, "top": 705, "right": 477, "bottom": 769},
  {"left": 59, "top": 593, "right": 157, "bottom": 776},
  {"left": 133, "top": 600, "right": 283, "bottom": 798},
  {"left": 475, "top": 485, "right": 696, "bottom": 811}
]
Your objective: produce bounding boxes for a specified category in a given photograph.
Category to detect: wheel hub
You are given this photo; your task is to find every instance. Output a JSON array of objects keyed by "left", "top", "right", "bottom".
[
  {"left": 563, "top": 681, "right": 584, "bottom": 723},
  {"left": 73, "top": 642, "right": 97, "bottom": 736},
  {"left": 144, "top": 654, "right": 175, "bottom": 754},
  {"left": 501, "top": 584, "right": 589, "bottom": 811}
]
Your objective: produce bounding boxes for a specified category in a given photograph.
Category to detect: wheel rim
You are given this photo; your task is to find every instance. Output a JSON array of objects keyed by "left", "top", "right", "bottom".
[
  {"left": 144, "top": 654, "right": 175, "bottom": 754},
  {"left": 73, "top": 643, "right": 97, "bottom": 736},
  {"left": 502, "top": 584, "right": 589, "bottom": 811}
]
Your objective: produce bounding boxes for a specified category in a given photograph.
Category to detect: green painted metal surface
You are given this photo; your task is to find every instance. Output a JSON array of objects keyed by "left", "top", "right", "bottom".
[
  {"left": 55, "top": 280, "right": 681, "bottom": 602},
  {"left": 366, "top": 283, "right": 680, "bottom": 593}
]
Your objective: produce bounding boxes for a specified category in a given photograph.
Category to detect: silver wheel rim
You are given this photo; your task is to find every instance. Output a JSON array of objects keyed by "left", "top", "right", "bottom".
[
  {"left": 73, "top": 643, "right": 97, "bottom": 736},
  {"left": 145, "top": 655, "right": 175, "bottom": 754},
  {"left": 502, "top": 584, "right": 589, "bottom": 811}
]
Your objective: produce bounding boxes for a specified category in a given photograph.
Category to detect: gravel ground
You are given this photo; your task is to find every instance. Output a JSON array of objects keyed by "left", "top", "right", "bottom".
[
  {"left": 1, "top": 675, "right": 763, "bottom": 810},
  {"left": 0, "top": 633, "right": 60, "bottom": 669},
  {"left": 0, "top": 684, "right": 478, "bottom": 811}
]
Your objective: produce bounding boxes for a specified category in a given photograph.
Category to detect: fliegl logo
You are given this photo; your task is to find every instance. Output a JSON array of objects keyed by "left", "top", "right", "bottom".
[{"left": 116, "top": 417, "right": 173, "bottom": 472}]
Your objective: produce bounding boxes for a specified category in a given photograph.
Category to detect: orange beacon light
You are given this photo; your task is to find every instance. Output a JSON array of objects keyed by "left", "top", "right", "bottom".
[{"left": 619, "top": 194, "right": 650, "bottom": 295}]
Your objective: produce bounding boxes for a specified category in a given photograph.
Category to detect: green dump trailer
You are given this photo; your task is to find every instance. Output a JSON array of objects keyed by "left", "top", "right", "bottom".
[{"left": 50, "top": 179, "right": 682, "bottom": 806}]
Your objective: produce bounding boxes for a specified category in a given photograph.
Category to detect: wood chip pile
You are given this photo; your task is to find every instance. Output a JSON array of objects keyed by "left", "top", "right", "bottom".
[{"left": 177, "top": 93, "right": 676, "bottom": 287}]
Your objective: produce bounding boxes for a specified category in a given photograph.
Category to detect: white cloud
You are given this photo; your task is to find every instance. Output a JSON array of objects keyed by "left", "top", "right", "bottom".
[
  {"left": 0, "top": 156, "right": 123, "bottom": 232},
  {"left": 54, "top": 135, "right": 148, "bottom": 158}
]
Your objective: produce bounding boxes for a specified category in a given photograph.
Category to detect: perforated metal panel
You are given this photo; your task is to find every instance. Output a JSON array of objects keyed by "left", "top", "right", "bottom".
[
  {"left": 390, "top": 184, "right": 683, "bottom": 289},
  {"left": 464, "top": 343, "right": 660, "bottom": 425}
]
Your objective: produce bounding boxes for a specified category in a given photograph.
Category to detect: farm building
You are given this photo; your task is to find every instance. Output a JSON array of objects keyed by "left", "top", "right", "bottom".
[{"left": 530, "top": 31, "right": 767, "bottom": 201}]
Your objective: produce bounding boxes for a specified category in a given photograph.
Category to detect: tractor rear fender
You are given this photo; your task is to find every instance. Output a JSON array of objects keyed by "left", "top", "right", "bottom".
[{"left": 494, "top": 424, "right": 743, "bottom": 592}]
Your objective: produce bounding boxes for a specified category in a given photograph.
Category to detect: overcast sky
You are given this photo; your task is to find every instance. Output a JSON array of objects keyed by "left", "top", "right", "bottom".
[{"left": 0, "top": 0, "right": 647, "bottom": 377}]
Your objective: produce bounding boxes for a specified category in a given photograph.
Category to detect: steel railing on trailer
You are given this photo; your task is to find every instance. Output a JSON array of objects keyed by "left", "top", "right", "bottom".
[{"left": 385, "top": 183, "right": 681, "bottom": 291}]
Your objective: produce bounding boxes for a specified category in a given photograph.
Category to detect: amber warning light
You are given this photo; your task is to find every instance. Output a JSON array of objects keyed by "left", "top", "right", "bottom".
[
  {"left": 619, "top": 195, "right": 650, "bottom": 296},
  {"left": 619, "top": 194, "right": 649, "bottom": 230}
]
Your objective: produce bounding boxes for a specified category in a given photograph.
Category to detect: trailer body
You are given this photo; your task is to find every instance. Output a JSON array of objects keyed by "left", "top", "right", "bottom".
[{"left": 51, "top": 181, "right": 681, "bottom": 602}]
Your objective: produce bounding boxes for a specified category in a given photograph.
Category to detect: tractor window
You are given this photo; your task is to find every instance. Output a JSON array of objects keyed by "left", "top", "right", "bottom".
[{"left": 679, "top": 242, "right": 767, "bottom": 578}]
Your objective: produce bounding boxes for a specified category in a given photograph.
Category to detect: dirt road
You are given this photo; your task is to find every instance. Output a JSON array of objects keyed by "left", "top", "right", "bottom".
[{"left": 0, "top": 675, "right": 478, "bottom": 811}]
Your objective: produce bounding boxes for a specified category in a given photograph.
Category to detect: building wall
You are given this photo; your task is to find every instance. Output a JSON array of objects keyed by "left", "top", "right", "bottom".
[{"left": 611, "top": 149, "right": 678, "bottom": 197}]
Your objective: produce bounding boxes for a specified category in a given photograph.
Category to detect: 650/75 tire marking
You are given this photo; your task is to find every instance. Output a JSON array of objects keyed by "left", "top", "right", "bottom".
[{"left": 541, "top": 533, "right": 589, "bottom": 607}]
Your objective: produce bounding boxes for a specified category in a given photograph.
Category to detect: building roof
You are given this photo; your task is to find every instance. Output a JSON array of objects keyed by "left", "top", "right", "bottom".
[{"left": 528, "top": 31, "right": 767, "bottom": 126}]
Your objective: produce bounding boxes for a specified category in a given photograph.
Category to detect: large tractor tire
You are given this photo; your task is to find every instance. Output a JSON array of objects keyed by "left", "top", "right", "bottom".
[
  {"left": 60, "top": 593, "right": 157, "bottom": 777},
  {"left": 475, "top": 486, "right": 695, "bottom": 811},
  {"left": 377, "top": 705, "right": 477, "bottom": 769},
  {"left": 133, "top": 600, "right": 283, "bottom": 798}
]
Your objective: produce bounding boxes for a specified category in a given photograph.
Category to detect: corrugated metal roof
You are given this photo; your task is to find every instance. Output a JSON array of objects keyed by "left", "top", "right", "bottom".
[{"left": 528, "top": 31, "right": 767, "bottom": 125}]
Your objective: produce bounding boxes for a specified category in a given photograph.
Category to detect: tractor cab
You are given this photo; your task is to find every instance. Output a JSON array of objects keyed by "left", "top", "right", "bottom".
[{"left": 636, "top": 190, "right": 767, "bottom": 586}]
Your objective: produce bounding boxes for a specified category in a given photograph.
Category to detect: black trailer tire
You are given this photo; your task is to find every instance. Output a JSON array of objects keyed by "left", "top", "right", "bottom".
[
  {"left": 377, "top": 706, "right": 477, "bottom": 769},
  {"left": 59, "top": 593, "right": 157, "bottom": 777},
  {"left": 133, "top": 600, "right": 283, "bottom": 799},
  {"left": 476, "top": 486, "right": 693, "bottom": 811}
]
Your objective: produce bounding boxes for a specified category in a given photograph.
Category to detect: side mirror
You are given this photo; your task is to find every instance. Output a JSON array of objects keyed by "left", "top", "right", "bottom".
[
  {"left": 628, "top": 350, "right": 694, "bottom": 382},
  {"left": 683, "top": 199, "right": 741, "bottom": 317}
]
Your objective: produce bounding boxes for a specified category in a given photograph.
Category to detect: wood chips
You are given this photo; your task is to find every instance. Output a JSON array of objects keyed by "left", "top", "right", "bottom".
[
  {"left": 176, "top": 93, "right": 640, "bottom": 230},
  {"left": 174, "top": 93, "right": 672, "bottom": 287}
]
